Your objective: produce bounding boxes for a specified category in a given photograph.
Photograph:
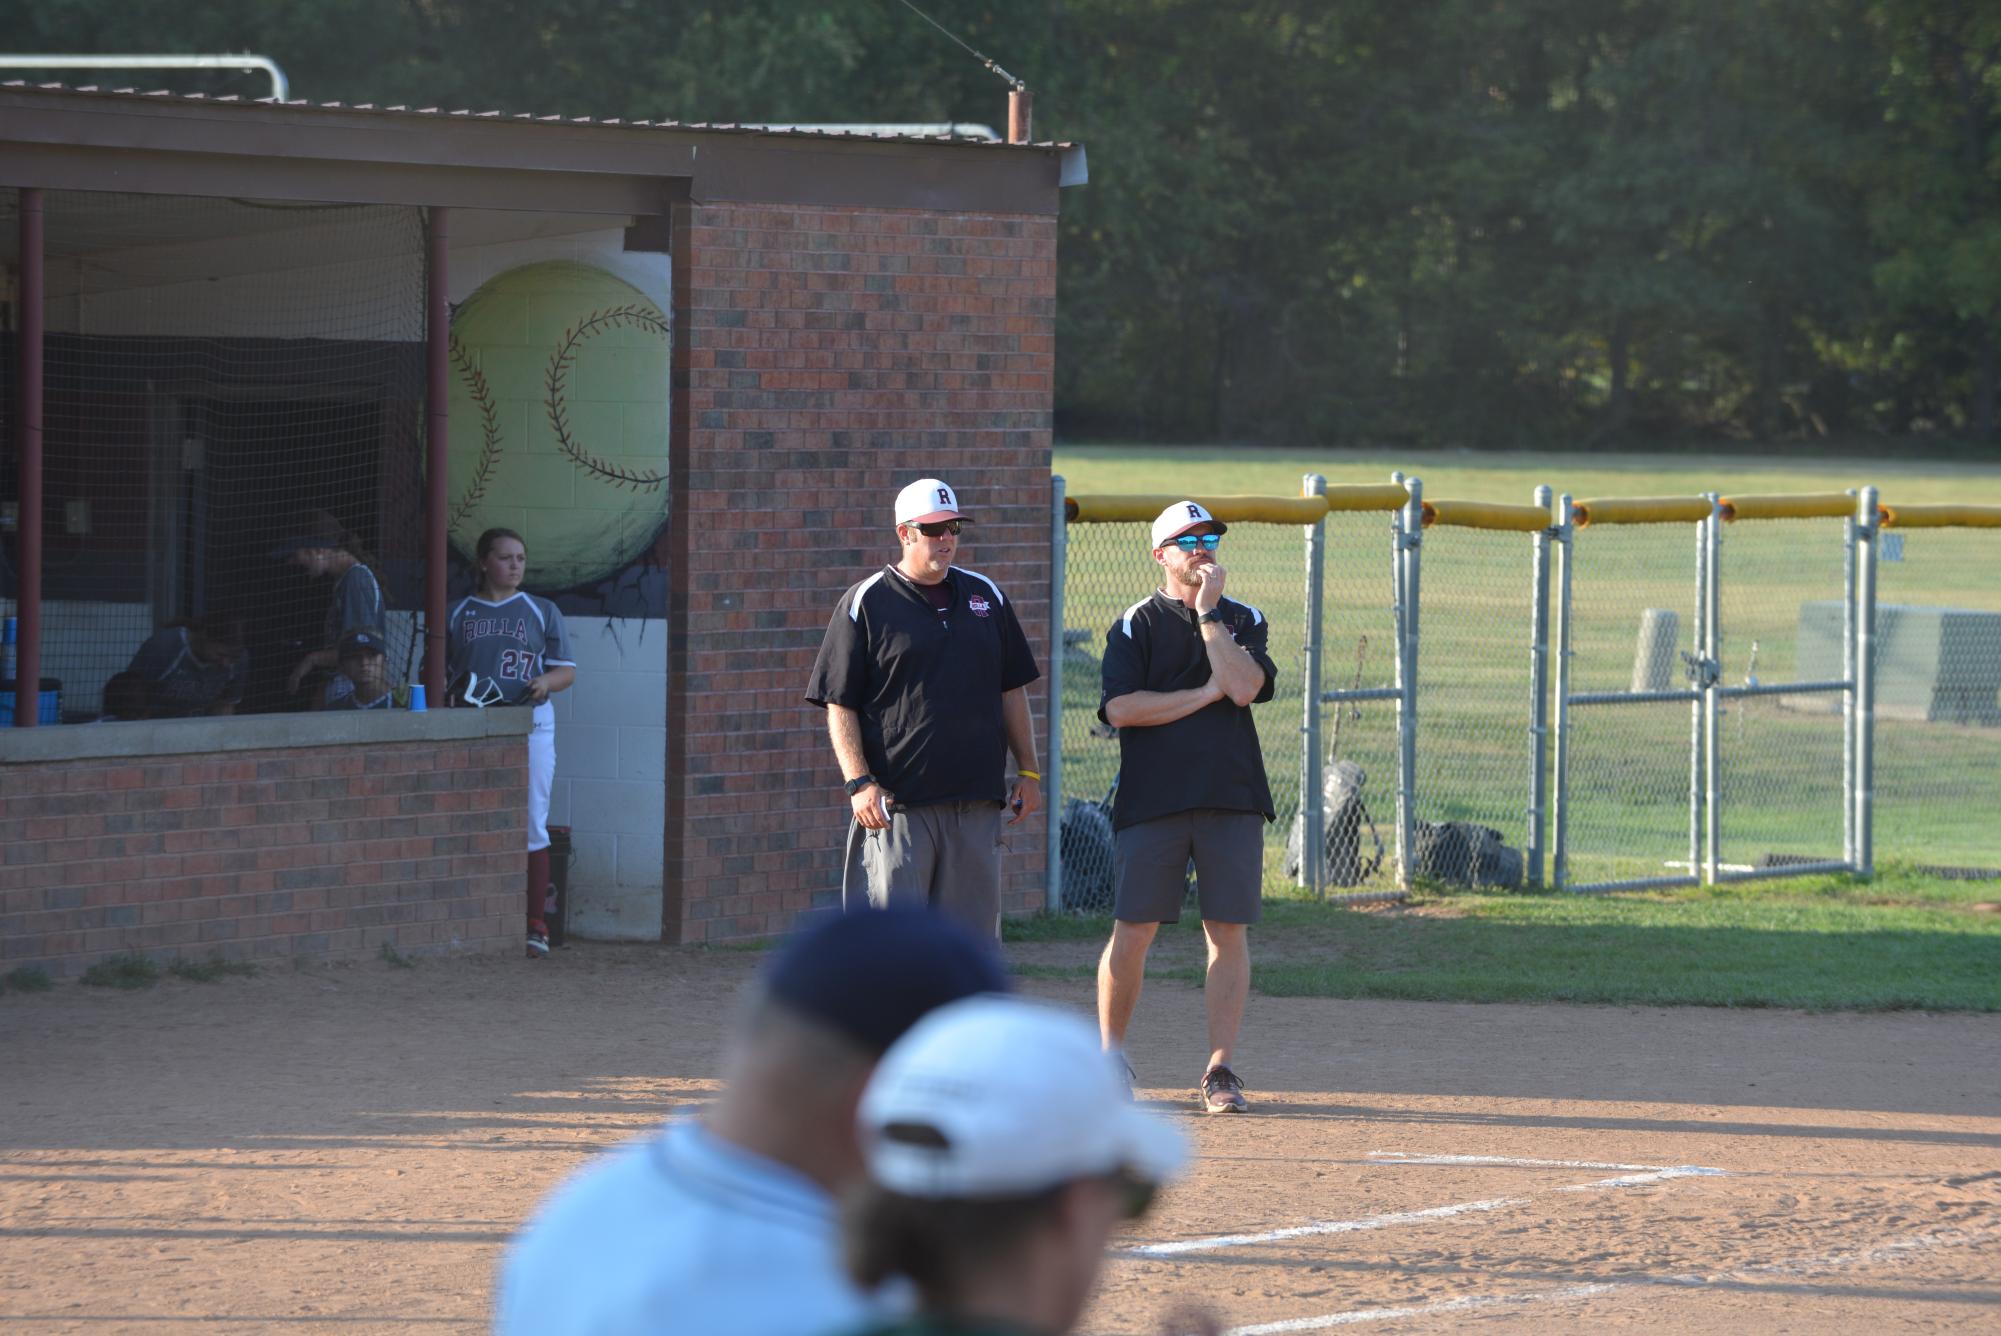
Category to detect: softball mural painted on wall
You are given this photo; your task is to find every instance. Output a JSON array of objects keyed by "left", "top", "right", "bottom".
[{"left": 446, "top": 260, "right": 669, "bottom": 592}]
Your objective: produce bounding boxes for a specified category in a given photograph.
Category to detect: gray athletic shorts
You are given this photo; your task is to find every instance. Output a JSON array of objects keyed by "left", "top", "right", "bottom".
[
  {"left": 1113, "top": 809, "right": 1265, "bottom": 925},
  {"left": 841, "top": 800, "right": 1006, "bottom": 940}
]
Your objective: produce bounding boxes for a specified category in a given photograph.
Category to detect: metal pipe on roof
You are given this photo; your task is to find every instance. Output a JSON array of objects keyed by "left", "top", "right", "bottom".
[
  {"left": 13, "top": 188, "right": 43, "bottom": 727},
  {"left": 0, "top": 53, "right": 289, "bottom": 100},
  {"left": 1008, "top": 88, "right": 1033, "bottom": 144}
]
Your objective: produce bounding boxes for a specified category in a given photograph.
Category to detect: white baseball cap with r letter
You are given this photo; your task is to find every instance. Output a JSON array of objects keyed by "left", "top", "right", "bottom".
[
  {"left": 1151, "top": 500, "right": 1228, "bottom": 550},
  {"left": 859, "top": 996, "right": 1189, "bottom": 1200},
  {"left": 895, "top": 478, "right": 973, "bottom": 527}
]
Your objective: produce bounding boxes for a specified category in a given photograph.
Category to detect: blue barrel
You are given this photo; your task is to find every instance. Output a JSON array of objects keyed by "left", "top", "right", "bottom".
[{"left": 0, "top": 678, "right": 62, "bottom": 726}]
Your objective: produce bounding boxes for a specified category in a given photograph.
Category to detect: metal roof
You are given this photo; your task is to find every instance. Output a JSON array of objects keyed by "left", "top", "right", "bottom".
[{"left": 0, "top": 79, "right": 1075, "bottom": 150}]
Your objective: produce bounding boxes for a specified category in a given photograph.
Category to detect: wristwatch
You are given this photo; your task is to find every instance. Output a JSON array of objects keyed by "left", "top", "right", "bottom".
[
  {"left": 843, "top": 774, "right": 877, "bottom": 796},
  {"left": 1199, "top": 608, "right": 1224, "bottom": 624}
]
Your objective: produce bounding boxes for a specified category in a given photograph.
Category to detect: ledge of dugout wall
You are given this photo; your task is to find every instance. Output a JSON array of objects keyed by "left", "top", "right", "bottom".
[
  {"left": 1421, "top": 499, "right": 1552, "bottom": 532},
  {"left": 1571, "top": 496, "right": 1715, "bottom": 527},
  {"left": 1717, "top": 493, "right": 1857, "bottom": 522},
  {"left": 1879, "top": 503, "right": 2001, "bottom": 529}
]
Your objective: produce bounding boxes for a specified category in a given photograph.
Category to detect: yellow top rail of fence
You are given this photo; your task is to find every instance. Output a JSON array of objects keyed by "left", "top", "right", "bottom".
[
  {"left": 1879, "top": 502, "right": 2001, "bottom": 530},
  {"left": 1717, "top": 492, "right": 1856, "bottom": 523},
  {"left": 1570, "top": 496, "right": 1715, "bottom": 527},
  {"left": 1420, "top": 499, "right": 1553, "bottom": 533},
  {"left": 1065, "top": 491, "right": 1395, "bottom": 524}
]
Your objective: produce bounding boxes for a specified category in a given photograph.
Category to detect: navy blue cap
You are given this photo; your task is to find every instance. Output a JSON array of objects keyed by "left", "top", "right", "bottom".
[
  {"left": 764, "top": 909, "right": 1011, "bottom": 1055},
  {"left": 338, "top": 627, "right": 387, "bottom": 656}
]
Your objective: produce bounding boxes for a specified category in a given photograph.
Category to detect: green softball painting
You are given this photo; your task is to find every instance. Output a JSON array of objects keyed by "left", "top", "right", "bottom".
[{"left": 446, "top": 260, "right": 670, "bottom": 592}]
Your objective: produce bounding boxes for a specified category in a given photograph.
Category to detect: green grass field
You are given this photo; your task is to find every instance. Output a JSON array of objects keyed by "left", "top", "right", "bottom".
[{"left": 1041, "top": 447, "right": 2001, "bottom": 1008}]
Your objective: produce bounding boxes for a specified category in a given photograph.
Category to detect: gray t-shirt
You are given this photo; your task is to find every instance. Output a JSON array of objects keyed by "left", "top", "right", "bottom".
[{"left": 325, "top": 564, "right": 385, "bottom": 646}]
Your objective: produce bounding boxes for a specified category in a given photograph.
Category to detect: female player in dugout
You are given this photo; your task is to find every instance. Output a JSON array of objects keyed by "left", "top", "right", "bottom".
[{"left": 447, "top": 527, "right": 577, "bottom": 959}]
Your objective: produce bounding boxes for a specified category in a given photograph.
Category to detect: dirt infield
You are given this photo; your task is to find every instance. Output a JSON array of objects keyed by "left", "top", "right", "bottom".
[{"left": 4, "top": 941, "right": 1998, "bottom": 1333}]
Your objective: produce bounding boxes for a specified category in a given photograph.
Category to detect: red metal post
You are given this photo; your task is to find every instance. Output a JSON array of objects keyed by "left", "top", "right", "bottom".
[
  {"left": 424, "top": 206, "right": 450, "bottom": 699},
  {"left": 14, "top": 187, "right": 44, "bottom": 727}
]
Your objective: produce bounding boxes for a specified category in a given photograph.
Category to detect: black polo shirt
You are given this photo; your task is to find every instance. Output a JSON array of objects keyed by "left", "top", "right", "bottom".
[
  {"left": 806, "top": 565, "right": 1041, "bottom": 808},
  {"left": 1098, "top": 590, "right": 1277, "bottom": 831}
]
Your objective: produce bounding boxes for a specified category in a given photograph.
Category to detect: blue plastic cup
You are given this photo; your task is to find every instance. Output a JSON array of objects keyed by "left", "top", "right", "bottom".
[{"left": 408, "top": 684, "right": 427, "bottom": 712}]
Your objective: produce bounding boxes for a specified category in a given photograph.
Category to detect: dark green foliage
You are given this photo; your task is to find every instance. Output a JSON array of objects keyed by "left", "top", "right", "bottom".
[
  {"left": 79, "top": 953, "right": 161, "bottom": 989},
  {"left": 11, "top": 0, "right": 1999, "bottom": 446},
  {"left": 1, "top": 966, "right": 55, "bottom": 993}
]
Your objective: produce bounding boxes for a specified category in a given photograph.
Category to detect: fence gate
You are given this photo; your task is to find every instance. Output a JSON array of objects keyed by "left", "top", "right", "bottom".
[
  {"left": 1702, "top": 493, "right": 1867, "bottom": 883},
  {"left": 1552, "top": 495, "right": 1717, "bottom": 892}
]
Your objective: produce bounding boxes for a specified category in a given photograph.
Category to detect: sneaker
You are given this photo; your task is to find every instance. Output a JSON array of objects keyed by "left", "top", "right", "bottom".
[
  {"left": 526, "top": 930, "right": 550, "bottom": 959},
  {"left": 1199, "top": 1065, "right": 1248, "bottom": 1114},
  {"left": 1114, "top": 1054, "right": 1138, "bottom": 1102}
]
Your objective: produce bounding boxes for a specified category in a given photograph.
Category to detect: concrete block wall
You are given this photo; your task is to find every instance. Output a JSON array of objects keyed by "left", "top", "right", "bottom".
[
  {"left": 546, "top": 614, "right": 667, "bottom": 939},
  {"left": 0, "top": 711, "right": 530, "bottom": 977},
  {"left": 664, "top": 202, "right": 1057, "bottom": 942}
]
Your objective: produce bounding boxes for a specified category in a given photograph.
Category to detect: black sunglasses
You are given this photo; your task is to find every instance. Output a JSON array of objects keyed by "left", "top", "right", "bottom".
[
  {"left": 911, "top": 520, "right": 963, "bottom": 537},
  {"left": 1169, "top": 533, "right": 1222, "bottom": 552}
]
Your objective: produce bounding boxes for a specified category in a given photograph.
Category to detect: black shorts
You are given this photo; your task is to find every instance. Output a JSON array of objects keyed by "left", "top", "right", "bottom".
[{"left": 1112, "top": 809, "right": 1264, "bottom": 925}]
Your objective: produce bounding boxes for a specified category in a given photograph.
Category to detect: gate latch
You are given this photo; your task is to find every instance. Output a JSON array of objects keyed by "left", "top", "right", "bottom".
[{"left": 1680, "top": 651, "right": 1719, "bottom": 688}]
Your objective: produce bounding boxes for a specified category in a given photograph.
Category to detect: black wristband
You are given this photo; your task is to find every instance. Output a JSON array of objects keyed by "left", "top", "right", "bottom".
[
  {"left": 1199, "top": 608, "right": 1224, "bottom": 624},
  {"left": 843, "top": 774, "right": 877, "bottom": 796}
]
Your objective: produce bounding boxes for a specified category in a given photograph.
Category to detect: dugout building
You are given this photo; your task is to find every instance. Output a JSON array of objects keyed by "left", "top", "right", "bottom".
[{"left": 1, "top": 82, "right": 1078, "bottom": 975}]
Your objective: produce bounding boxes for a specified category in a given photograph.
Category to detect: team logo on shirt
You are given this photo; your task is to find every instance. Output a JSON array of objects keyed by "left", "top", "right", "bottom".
[{"left": 967, "top": 594, "right": 992, "bottom": 617}]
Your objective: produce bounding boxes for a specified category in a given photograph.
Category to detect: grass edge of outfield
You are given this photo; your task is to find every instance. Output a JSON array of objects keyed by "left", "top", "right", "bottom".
[{"left": 1002, "top": 866, "right": 2001, "bottom": 1012}]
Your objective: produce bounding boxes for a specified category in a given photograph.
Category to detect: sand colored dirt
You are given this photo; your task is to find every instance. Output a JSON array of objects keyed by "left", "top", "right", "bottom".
[{"left": 2, "top": 941, "right": 1997, "bottom": 1333}]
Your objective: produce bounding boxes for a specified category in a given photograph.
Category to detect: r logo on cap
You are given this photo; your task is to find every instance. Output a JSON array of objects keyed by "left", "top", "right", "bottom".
[
  {"left": 1187, "top": 503, "right": 1201, "bottom": 519},
  {"left": 940, "top": 487, "right": 953, "bottom": 507}
]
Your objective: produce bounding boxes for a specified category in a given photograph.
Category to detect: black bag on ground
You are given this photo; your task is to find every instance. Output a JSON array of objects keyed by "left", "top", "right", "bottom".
[
  {"left": 1059, "top": 796, "right": 1117, "bottom": 912},
  {"left": 1411, "top": 820, "right": 1524, "bottom": 890},
  {"left": 1285, "top": 759, "right": 1383, "bottom": 888}
]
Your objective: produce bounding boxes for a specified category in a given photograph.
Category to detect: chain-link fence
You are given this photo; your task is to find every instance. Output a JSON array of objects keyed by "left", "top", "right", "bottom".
[
  {"left": 1046, "top": 479, "right": 1997, "bottom": 913},
  {"left": 1869, "top": 508, "right": 2001, "bottom": 877}
]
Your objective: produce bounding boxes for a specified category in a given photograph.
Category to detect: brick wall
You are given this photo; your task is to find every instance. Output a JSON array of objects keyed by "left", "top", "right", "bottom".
[
  {"left": 664, "top": 203, "right": 1058, "bottom": 943},
  {"left": 0, "top": 717, "right": 528, "bottom": 977}
]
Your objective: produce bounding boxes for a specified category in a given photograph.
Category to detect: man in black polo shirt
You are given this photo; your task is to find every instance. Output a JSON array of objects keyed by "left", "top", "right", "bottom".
[
  {"left": 806, "top": 477, "right": 1043, "bottom": 939},
  {"left": 1096, "top": 500, "right": 1276, "bottom": 1113}
]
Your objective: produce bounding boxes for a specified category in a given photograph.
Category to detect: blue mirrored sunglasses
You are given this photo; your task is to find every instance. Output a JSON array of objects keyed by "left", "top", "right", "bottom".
[{"left": 1169, "top": 533, "right": 1222, "bottom": 552}]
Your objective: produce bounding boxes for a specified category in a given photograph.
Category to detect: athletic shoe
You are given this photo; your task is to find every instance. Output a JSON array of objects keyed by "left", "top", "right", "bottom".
[
  {"left": 526, "top": 930, "right": 550, "bottom": 959},
  {"left": 1199, "top": 1065, "right": 1248, "bottom": 1114},
  {"left": 1114, "top": 1053, "right": 1138, "bottom": 1102}
]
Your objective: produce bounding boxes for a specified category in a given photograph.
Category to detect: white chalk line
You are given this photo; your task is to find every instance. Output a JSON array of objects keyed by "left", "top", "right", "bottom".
[
  {"left": 1209, "top": 1225, "right": 1988, "bottom": 1333},
  {"left": 1127, "top": 1198, "right": 1526, "bottom": 1258},
  {"left": 1126, "top": 1154, "right": 1729, "bottom": 1258}
]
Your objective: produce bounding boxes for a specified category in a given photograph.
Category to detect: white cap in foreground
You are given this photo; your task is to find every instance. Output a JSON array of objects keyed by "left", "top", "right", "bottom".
[{"left": 860, "top": 996, "right": 1189, "bottom": 1199}]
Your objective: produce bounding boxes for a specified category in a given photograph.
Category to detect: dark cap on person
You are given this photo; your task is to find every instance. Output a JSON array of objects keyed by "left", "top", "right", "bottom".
[
  {"left": 338, "top": 627, "right": 387, "bottom": 657},
  {"left": 763, "top": 909, "right": 1011, "bottom": 1055}
]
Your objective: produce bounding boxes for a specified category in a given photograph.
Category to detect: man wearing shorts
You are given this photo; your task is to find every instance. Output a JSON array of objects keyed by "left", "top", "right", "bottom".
[
  {"left": 1096, "top": 500, "right": 1277, "bottom": 1113},
  {"left": 806, "top": 478, "right": 1042, "bottom": 940}
]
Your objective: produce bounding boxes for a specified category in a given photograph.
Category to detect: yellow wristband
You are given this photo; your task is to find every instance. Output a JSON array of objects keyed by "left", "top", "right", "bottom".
[{"left": 1016, "top": 770, "right": 1041, "bottom": 781}]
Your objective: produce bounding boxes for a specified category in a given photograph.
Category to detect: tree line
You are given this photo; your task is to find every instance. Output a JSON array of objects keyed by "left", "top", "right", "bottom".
[{"left": 16, "top": 0, "right": 1999, "bottom": 448}]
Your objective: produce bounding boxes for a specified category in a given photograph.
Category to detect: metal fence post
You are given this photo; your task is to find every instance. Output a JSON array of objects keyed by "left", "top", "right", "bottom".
[
  {"left": 1389, "top": 472, "right": 1409, "bottom": 888},
  {"left": 1045, "top": 475, "right": 1067, "bottom": 913},
  {"left": 1551, "top": 493, "right": 1575, "bottom": 891},
  {"left": 1842, "top": 497, "right": 1857, "bottom": 869},
  {"left": 1689, "top": 499, "right": 1710, "bottom": 882},
  {"left": 1702, "top": 496, "right": 1722, "bottom": 886},
  {"left": 1300, "top": 473, "right": 1328, "bottom": 896},
  {"left": 1398, "top": 476, "right": 1424, "bottom": 888},
  {"left": 1527, "top": 484, "right": 1554, "bottom": 888},
  {"left": 1854, "top": 485, "right": 1879, "bottom": 878}
]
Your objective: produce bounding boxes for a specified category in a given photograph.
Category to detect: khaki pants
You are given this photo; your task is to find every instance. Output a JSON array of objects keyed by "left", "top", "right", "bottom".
[{"left": 842, "top": 800, "right": 1006, "bottom": 940}]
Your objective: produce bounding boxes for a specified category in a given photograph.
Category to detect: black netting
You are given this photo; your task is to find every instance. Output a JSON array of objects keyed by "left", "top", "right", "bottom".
[{"left": 1, "top": 190, "right": 425, "bottom": 719}]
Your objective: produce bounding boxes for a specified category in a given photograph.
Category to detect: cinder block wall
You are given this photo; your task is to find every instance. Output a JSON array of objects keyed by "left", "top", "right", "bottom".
[
  {"left": 665, "top": 203, "right": 1057, "bottom": 942},
  {"left": 0, "top": 714, "right": 529, "bottom": 977}
]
